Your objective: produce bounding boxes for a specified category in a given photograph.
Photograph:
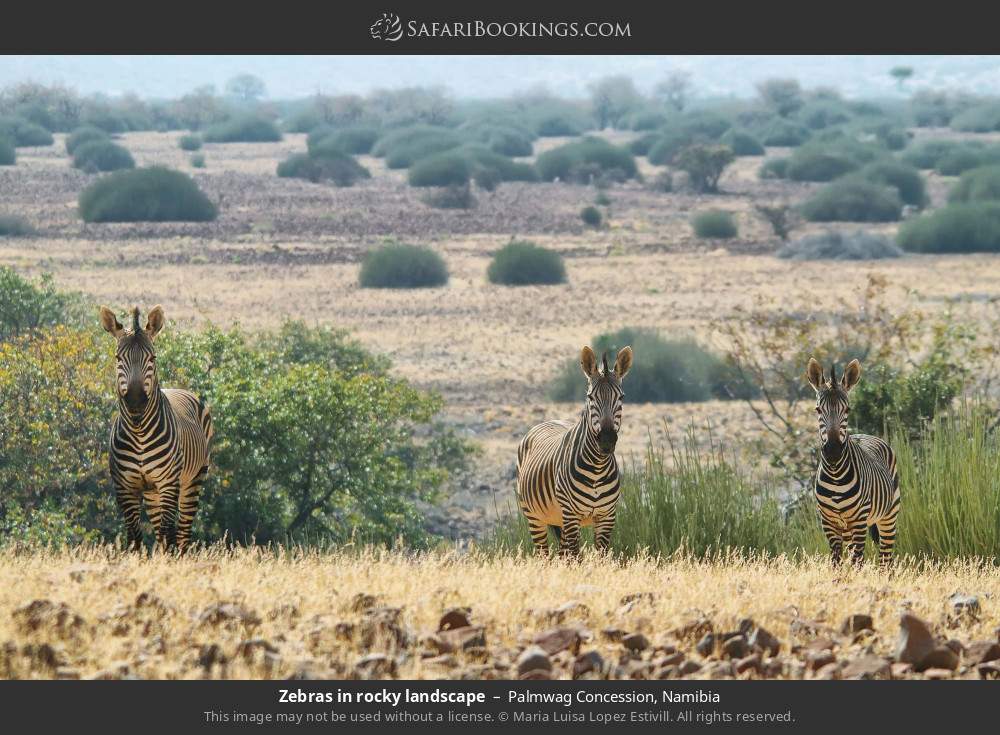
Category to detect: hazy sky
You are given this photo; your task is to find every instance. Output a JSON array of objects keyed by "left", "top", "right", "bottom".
[{"left": 3, "top": 55, "right": 1000, "bottom": 100}]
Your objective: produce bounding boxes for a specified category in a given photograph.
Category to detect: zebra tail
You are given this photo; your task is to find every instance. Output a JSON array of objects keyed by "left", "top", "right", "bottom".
[{"left": 869, "top": 524, "right": 880, "bottom": 544}]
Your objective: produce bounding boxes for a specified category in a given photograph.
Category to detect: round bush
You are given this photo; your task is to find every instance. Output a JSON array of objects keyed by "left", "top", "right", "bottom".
[
  {"left": 65, "top": 126, "right": 109, "bottom": 155},
  {"left": 950, "top": 103, "right": 1000, "bottom": 133},
  {"left": 0, "top": 215, "right": 34, "bottom": 236},
  {"left": 487, "top": 241, "right": 566, "bottom": 286},
  {"left": 203, "top": 115, "right": 282, "bottom": 143},
  {"left": 408, "top": 152, "right": 470, "bottom": 187},
  {"left": 856, "top": 160, "right": 927, "bottom": 207},
  {"left": 190, "top": 153, "right": 206, "bottom": 169},
  {"left": 721, "top": 129, "right": 765, "bottom": 156},
  {"left": 78, "top": 166, "right": 217, "bottom": 223},
  {"left": 359, "top": 244, "right": 449, "bottom": 289},
  {"left": 784, "top": 149, "right": 859, "bottom": 182},
  {"left": 460, "top": 146, "right": 538, "bottom": 183},
  {"left": 949, "top": 165, "right": 1000, "bottom": 203},
  {"left": 797, "top": 100, "right": 852, "bottom": 130},
  {"left": 276, "top": 151, "right": 370, "bottom": 186},
  {"left": 759, "top": 120, "right": 810, "bottom": 146},
  {"left": 692, "top": 209, "right": 738, "bottom": 238},
  {"left": 800, "top": 180, "right": 902, "bottom": 223},
  {"left": 936, "top": 146, "right": 1000, "bottom": 176},
  {"left": 898, "top": 203, "right": 1000, "bottom": 253},
  {"left": 306, "top": 124, "right": 337, "bottom": 152},
  {"left": 628, "top": 133, "right": 660, "bottom": 157},
  {"left": 548, "top": 327, "right": 754, "bottom": 403},
  {"left": 901, "top": 139, "right": 970, "bottom": 170},
  {"left": 628, "top": 111, "right": 669, "bottom": 131},
  {"left": 758, "top": 157, "right": 788, "bottom": 179},
  {"left": 179, "top": 134, "right": 203, "bottom": 151},
  {"left": 0, "top": 137, "right": 14, "bottom": 166},
  {"left": 72, "top": 140, "right": 135, "bottom": 172},
  {"left": 580, "top": 206, "right": 602, "bottom": 227},
  {"left": 536, "top": 115, "right": 584, "bottom": 137},
  {"left": 372, "top": 126, "right": 461, "bottom": 168},
  {"left": 777, "top": 230, "right": 902, "bottom": 260},
  {"left": 536, "top": 137, "right": 637, "bottom": 182},
  {"left": 0, "top": 116, "right": 53, "bottom": 147},
  {"left": 310, "top": 126, "right": 380, "bottom": 156}
]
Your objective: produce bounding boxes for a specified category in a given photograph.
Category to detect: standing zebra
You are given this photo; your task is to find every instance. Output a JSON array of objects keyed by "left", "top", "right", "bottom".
[
  {"left": 805, "top": 358, "right": 900, "bottom": 565},
  {"left": 100, "top": 305, "right": 213, "bottom": 553},
  {"left": 516, "top": 345, "right": 633, "bottom": 555}
]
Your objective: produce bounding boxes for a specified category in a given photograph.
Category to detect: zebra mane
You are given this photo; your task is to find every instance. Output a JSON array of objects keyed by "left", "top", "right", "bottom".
[
  {"left": 829, "top": 362, "right": 837, "bottom": 386},
  {"left": 131, "top": 306, "right": 141, "bottom": 333},
  {"left": 601, "top": 351, "right": 609, "bottom": 376}
]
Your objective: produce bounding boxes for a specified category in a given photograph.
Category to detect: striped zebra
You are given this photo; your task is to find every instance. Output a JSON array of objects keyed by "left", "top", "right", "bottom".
[
  {"left": 100, "top": 305, "right": 213, "bottom": 553},
  {"left": 516, "top": 345, "right": 633, "bottom": 555},
  {"left": 805, "top": 358, "right": 900, "bottom": 565}
]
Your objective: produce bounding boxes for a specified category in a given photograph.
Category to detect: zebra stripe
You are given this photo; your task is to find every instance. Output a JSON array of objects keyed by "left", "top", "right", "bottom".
[
  {"left": 806, "top": 358, "right": 900, "bottom": 565},
  {"left": 101, "top": 305, "right": 213, "bottom": 553},
  {"left": 516, "top": 345, "right": 632, "bottom": 555}
]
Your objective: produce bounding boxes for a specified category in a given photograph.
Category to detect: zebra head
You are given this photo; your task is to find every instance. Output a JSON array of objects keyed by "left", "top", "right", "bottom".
[
  {"left": 806, "top": 357, "right": 861, "bottom": 463},
  {"left": 100, "top": 305, "right": 166, "bottom": 418},
  {"left": 580, "top": 345, "right": 633, "bottom": 454}
]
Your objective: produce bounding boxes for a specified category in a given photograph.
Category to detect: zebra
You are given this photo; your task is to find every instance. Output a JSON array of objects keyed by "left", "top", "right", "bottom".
[
  {"left": 100, "top": 305, "right": 213, "bottom": 553},
  {"left": 805, "top": 357, "right": 901, "bottom": 565},
  {"left": 516, "top": 345, "right": 633, "bottom": 556}
]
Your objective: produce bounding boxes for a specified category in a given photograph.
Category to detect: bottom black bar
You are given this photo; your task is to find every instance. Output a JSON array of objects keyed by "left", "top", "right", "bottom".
[{"left": 1, "top": 680, "right": 996, "bottom": 733}]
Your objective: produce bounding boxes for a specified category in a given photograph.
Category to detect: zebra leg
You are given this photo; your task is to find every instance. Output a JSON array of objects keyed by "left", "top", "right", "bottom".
[
  {"left": 524, "top": 514, "right": 550, "bottom": 555},
  {"left": 176, "top": 465, "right": 208, "bottom": 554},
  {"left": 820, "top": 516, "right": 843, "bottom": 565},
  {"left": 876, "top": 515, "right": 898, "bottom": 565},
  {"left": 156, "top": 478, "right": 181, "bottom": 552},
  {"left": 114, "top": 482, "right": 143, "bottom": 552},
  {"left": 560, "top": 516, "right": 582, "bottom": 558},
  {"left": 848, "top": 523, "right": 868, "bottom": 566},
  {"left": 594, "top": 513, "right": 615, "bottom": 553}
]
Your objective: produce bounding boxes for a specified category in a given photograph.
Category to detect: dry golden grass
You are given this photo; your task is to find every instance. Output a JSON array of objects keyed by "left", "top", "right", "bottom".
[{"left": 2, "top": 547, "right": 997, "bottom": 680}]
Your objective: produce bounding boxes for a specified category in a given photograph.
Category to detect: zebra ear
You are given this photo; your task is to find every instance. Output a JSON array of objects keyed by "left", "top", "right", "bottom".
[
  {"left": 145, "top": 305, "right": 166, "bottom": 341},
  {"left": 580, "top": 346, "right": 598, "bottom": 379},
  {"left": 99, "top": 306, "right": 123, "bottom": 338},
  {"left": 805, "top": 358, "right": 824, "bottom": 391},
  {"left": 614, "top": 346, "right": 633, "bottom": 380},
  {"left": 842, "top": 359, "right": 861, "bottom": 392}
]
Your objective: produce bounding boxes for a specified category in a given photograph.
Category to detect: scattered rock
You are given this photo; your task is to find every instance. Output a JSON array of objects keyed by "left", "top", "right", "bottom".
[
  {"left": 87, "top": 661, "right": 131, "bottom": 680},
  {"left": 695, "top": 633, "right": 716, "bottom": 658},
  {"left": 841, "top": 614, "right": 874, "bottom": 636},
  {"left": 965, "top": 640, "right": 1000, "bottom": 665},
  {"left": 600, "top": 627, "right": 626, "bottom": 642},
  {"left": 438, "top": 608, "right": 472, "bottom": 632},
  {"left": 622, "top": 632, "right": 649, "bottom": 653},
  {"left": 948, "top": 593, "right": 980, "bottom": 621},
  {"left": 519, "top": 668, "right": 551, "bottom": 680},
  {"left": 807, "top": 650, "right": 836, "bottom": 671},
  {"left": 354, "top": 653, "right": 397, "bottom": 679},
  {"left": 814, "top": 662, "right": 840, "bottom": 680},
  {"left": 748, "top": 626, "right": 781, "bottom": 656},
  {"left": 424, "top": 654, "right": 458, "bottom": 669},
  {"left": 895, "top": 613, "right": 935, "bottom": 665},
  {"left": 548, "top": 601, "right": 590, "bottom": 623},
  {"left": 654, "top": 651, "right": 685, "bottom": 668},
  {"left": 923, "top": 668, "right": 953, "bottom": 680},
  {"left": 915, "top": 646, "right": 959, "bottom": 672},
  {"left": 891, "top": 662, "right": 913, "bottom": 678},
  {"left": 350, "top": 593, "right": 381, "bottom": 613},
  {"left": 236, "top": 638, "right": 278, "bottom": 661},
  {"left": 805, "top": 637, "right": 836, "bottom": 652},
  {"left": 573, "top": 650, "right": 605, "bottom": 678},
  {"left": 944, "top": 639, "right": 964, "bottom": 656},
  {"left": 516, "top": 646, "right": 552, "bottom": 676},
  {"left": 977, "top": 663, "right": 1000, "bottom": 680},
  {"left": 439, "top": 626, "right": 486, "bottom": 653},
  {"left": 735, "top": 653, "right": 761, "bottom": 675},
  {"left": 673, "top": 618, "right": 713, "bottom": 641},
  {"left": 722, "top": 635, "right": 749, "bottom": 660},
  {"left": 197, "top": 602, "right": 261, "bottom": 629},
  {"left": 678, "top": 660, "right": 702, "bottom": 676},
  {"left": 13, "top": 600, "right": 86, "bottom": 637},
  {"left": 533, "top": 627, "right": 581, "bottom": 656},
  {"left": 198, "top": 643, "right": 227, "bottom": 668},
  {"left": 55, "top": 667, "right": 80, "bottom": 680},
  {"left": 841, "top": 656, "right": 891, "bottom": 680}
]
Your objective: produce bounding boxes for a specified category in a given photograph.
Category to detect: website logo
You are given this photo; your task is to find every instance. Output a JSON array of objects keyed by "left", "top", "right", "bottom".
[{"left": 370, "top": 13, "right": 404, "bottom": 42}]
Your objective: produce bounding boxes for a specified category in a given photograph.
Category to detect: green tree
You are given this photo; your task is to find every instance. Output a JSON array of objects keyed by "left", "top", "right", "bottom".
[{"left": 226, "top": 74, "right": 267, "bottom": 102}]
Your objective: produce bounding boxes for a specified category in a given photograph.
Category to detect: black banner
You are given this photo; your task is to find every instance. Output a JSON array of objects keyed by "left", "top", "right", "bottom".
[{"left": 2, "top": 680, "right": 997, "bottom": 733}]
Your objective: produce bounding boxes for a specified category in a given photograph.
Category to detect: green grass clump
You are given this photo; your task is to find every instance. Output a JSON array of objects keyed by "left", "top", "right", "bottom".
[
  {"left": 692, "top": 209, "right": 738, "bottom": 238},
  {"left": 487, "top": 241, "right": 566, "bottom": 286},
  {"left": 72, "top": 140, "right": 135, "bottom": 172},
  {"left": 203, "top": 115, "right": 282, "bottom": 143},
  {"left": 190, "top": 153, "right": 206, "bottom": 169},
  {"left": 580, "top": 206, "right": 602, "bottom": 227},
  {"left": 178, "top": 134, "right": 203, "bottom": 151},
  {"left": 65, "top": 126, "right": 109, "bottom": 155},
  {"left": 800, "top": 180, "right": 902, "bottom": 222},
  {"left": 359, "top": 243, "right": 449, "bottom": 289},
  {"left": 78, "top": 166, "right": 217, "bottom": 223},
  {"left": 897, "top": 202, "right": 1000, "bottom": 253}
]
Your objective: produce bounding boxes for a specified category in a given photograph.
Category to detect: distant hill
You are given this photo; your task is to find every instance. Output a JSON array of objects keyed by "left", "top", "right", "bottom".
[{"left": 3, "top": 55, "right": 1000, "bottom": 101}]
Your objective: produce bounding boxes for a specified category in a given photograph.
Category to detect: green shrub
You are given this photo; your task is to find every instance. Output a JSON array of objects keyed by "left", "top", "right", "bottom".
[
  {"left": 535, "top": 137, "right": 638, "bottom": 183},
  {"left": 628, "top": 133, "right": 660, "bottom": 157},
  {"left": 459, "top": 145, "right": 538, "bottom": 183},
  {"left": 758, "top": 157, "right": 788, "bottom": 179},
  {"left": 628, "top": 110, "right": 668, "bottom": 131},
  {"left": 203, "top": 115, "right": 282, "bottom": 143},
  {"left": 0, "top": 266, "right": 82, "bottom": 341},
  {"left": 949, "top": 165, "right": 1000, "bottom": 203},
  {"left": 548, "top": 327, "right": 754, "bottom": 403},
  {"left": 784, "top": 148, "right": 860, "bottom": 182},
  {"left": 372, "top": 126, "right": 462, "bottom": 168},
  {"left": 65, "top": 126, "right": 109, "bottom": 155},
  {"left": 851, "top": 358, "right": 962, "bottom": 439},
  {"left": 759, "top": 119, "right": 810, "bottom": 146},
  {"left": 800, "top": 180, "right": 902, "bottom": 222},
  {"left": 464, "top": 124, "right": 534, "bottom": 157},
  {"left": 950, "top": 103, "right": 1000, "bottom": 132},
  {"left": 178, "top": 134, "right": 203, "bottom": 151},
  {"left": 71, "top": 140, "right": 135, "bottom": 172},
  {"left": 277, "top": 151, "right": 370, "bottom": 186},
  {"left": 0, "top": 215, "right": 33, "bottom": 237},
  {"left": 936, "top": 145, "right": 1000, "bottom": 176},
  {"left": 359, "top": 243, "right": 449, "bottom": 288},
  {"left": 422, "top": 184, "right": 476, "bottom": 209},
  {"left": 856, "top": 160, "right": 927, "bottom": 207},
  {"left": 487, "top": 241, "right": 566, "bottom": 286},
  {"left": 408, "top": 152, "right": 470, "bottom": 187},
  {"left": 797, "top": 100, "right": 852, "bottom": 130},
  {"left": 0, "top": 137, "right": 13, "bottom": 166},
  {"left": 312, "top": 126, "right": 380, "bottom": 155},
  {"left": 306, "top": 124, "right": 337, "bottom": 152},
  {"left": 536, "top": 114, "right": 584, "bottom": 137},
  {"left": 0, "top": 116, "right": 53, "bottom": 147},
  {"left": 692, "top": 209, "right": 738, "bottom": 238},
  {"left": 721, "top": 129, "right": 765, "bottom": 156},
  {"left": 777, "top": 230, "right": 902, "bottom": 260},
  {"left": 580, "top": 206, "right": 602, "bottom": 227},
  {"left": 190, "top": 153, "right": 206, "bottom": 169},
  {"left": 675, "top": 144, "right": 734, "bottom": 193},
  {"left": 901, "top": 139, "right": 969, "bottom": 169},
  {"left": 78, "top": 166, "right": 217, "bottom": 222},
  {"left": 897, "top": 202, "right": 1000, "bottom": 253},
  {"left": 81, "top": 107, "right": 129, "bottom": 134}
]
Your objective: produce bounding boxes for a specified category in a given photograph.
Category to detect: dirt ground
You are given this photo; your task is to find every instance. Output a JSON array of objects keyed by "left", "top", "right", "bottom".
[{"left": 2, "top": 129, "right": 998, "bottom": 538}]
